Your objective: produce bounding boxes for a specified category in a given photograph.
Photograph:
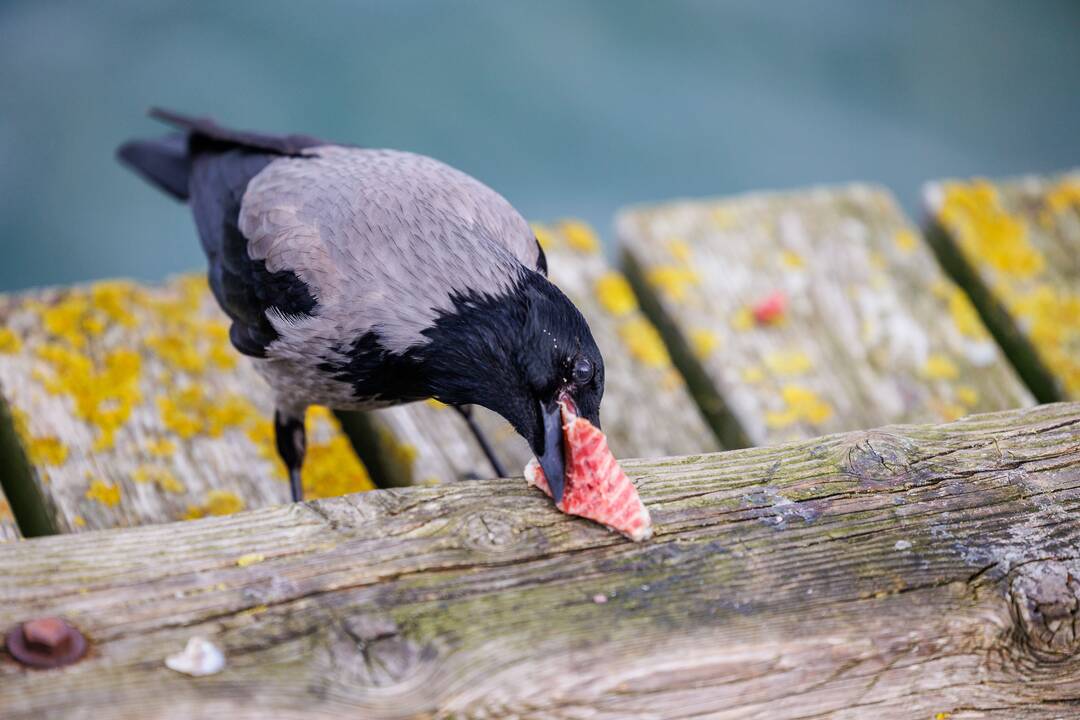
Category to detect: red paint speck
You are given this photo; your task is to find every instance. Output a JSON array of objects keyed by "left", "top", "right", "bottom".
[{"left": 752, "top": 291, "right": 786, "bottom": 325}]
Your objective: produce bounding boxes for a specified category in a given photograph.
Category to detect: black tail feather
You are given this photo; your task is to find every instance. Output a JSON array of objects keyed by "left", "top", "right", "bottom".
[
  {"left": 148, "top": 106, "right": 323, "bottom": 156},
  {"left": 117, "top": 107, "right": 325, "bottom": 202},
  {"left": 116, "top": 132, "right": 192, "bottom": 202}
]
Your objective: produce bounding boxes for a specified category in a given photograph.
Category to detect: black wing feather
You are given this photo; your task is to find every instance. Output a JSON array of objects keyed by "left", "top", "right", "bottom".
[{"left": 189, "top": 149, "right": 317, "bottom": 358}]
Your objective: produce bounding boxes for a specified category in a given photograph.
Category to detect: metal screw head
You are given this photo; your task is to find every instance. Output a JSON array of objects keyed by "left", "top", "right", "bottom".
[{"left": 6, "top": 616, "right": 87, "bottom": 668}]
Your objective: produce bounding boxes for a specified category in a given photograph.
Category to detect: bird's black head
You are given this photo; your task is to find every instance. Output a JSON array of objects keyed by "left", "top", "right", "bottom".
[{"left": 423, "top": 269, "right": 605, "bottom": 501}]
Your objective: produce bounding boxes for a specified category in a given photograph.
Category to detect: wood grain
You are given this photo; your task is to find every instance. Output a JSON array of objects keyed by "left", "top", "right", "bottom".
[
  {"left": 1, "top": 402, "right": 1077, "bottom": 719},
  {"left": 0, "top": 275, "right": 373, "bottom": 534},
  {"left": 617, "top": 185, "right": 1034, "bottom": 448},
  {"left": 355, "top": 219, "right": 719, "bottom": 487},
  {"left": 924, "top": 171, "right": 1080, "bottom": 402}
]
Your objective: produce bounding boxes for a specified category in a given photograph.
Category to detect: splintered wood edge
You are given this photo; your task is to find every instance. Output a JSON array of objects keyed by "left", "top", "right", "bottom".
[{"left": 0, "top": 402, "right": 1077, "bottom": 719}]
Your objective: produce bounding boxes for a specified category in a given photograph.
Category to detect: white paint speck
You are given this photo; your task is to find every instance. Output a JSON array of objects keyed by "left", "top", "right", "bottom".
[
  {"left": 165, "top": 637, "right": 226, "bottom": 677},
  {"left": 592, "top": 594, "right": 608, "bottom": 604},
  {"left": 894, "top": 540, "right": 913, "bottom": 551}
]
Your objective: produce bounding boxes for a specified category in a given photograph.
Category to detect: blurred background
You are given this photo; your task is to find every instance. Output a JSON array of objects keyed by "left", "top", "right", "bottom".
[{"left": 1, "top": 0, "right": 1078, "bottom": 292}]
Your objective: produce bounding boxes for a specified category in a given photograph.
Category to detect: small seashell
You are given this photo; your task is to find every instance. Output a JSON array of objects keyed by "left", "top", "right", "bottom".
[{"left": 165, "top": 636, "right": 226, "bottom": 677}]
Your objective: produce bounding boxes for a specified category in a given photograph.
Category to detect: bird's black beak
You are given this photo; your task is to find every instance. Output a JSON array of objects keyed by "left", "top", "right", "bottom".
[{"left": 538, "top": 397, "right": 566, "bottom": 504}]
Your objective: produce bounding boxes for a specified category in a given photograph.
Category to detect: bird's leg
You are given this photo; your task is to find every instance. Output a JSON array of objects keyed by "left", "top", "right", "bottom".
[
  {"left": 275, "top": 408, "right": 307, "bottom": 502},
  {"left": 454, "top": 405, "right": 507, "bottom": 478}
]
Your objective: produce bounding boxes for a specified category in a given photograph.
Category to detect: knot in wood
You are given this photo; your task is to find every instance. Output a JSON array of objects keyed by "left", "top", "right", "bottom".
[
  {"left": 460, "top": 509, "right": 525, "bottom": 554},
  {"left": 1009, "top": 559, "right": 1080, "bottom": 662},
  {"left": 329, "top": 614, "right": 433, "bottom": 688},
  {"left": 840, "top": 431, "right": 917, "bottom": 488}
]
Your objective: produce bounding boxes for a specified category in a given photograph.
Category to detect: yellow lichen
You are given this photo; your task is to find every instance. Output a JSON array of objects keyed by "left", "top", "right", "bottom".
[
  {"left": 741, "top": 366, "right": 765, "bottom": 384},
  {"left": 661, "top": 367, "right": 685, "bottom": 390},
  {"left": 711, "top": 207, "right": 736, "bottom": 228},
  {"left": 236, "top": 552, "right": 265, "bottom": 567},
  {"left": 72, "top": 515, "right": 86, "bottom": 528},
  {"left": 921, "top": 354, "right": 960, "bottom": 381},
  {"left": 147, "top": 333, "right": 206, "bottom": 374},
  {"left": 939, "top": 180, "right": 1044, "bottom": 278},
  {"left": 935, "top": 177, "right": 1080, "bottom": 396},
  {"left": 931, "top": 399, "right": 967, "bottom": 422},
  {"left": 301, "top": 406, "right": 375, "bottom": 498},
  {"left": 145, "top": 437, "right": 176, "bottom": 457},
  {"left": 90, "top": 281, "right": 140, "bottom": 327},
  {"left": 132, "top": 464, "right": 185, "bottom": 493},
  {"left": 377, "top": 425, "right": 418, "bottom": 475},
  {"left": 242, "top": 407, "right": 373, "bottom": 497},
  {"left": 303, "top": 434, "right": 375, "bottom": 499},
  {"left": 425, "top": 398, "right": 449, "bottom": 410},
  {"left": 617, "top": 318, "right": 671, "bottom": 368},
  {"left": 27, "top": 436, "right": 68, "bottom": 466},
  {"left": 558, "top": 220, "right": 600, "bottom": 254},
  {"left": 764, "top": 350, "right": 812, "bottom": 376},
  {"left": 158, "top": 386, "right": 256, "bottom": 439},
  {"left": 956, "top": 385, "right": 979, "bottom": 407},
  {"left": 86, "top": 478, "right": 121, "bottom": 507},
  {"left": 41, "top": 294, "right": 91, "bottom": 348},
  {"left": 203, "top": 489, "right": 245, "bottom": 516},
  {"left": 208, "top": 343, "right": 237, "bottom": 370},
  {"left": 1046, "top": 178, "right": 1080, "bottom": 214},
  {"left": 246, "top": 420, "right": 285, "bottom": 478},
  {"left": 730, "top": 307, "right": 754, "bottom": 332},
  {"left": 946, "top": 286, "right": 989, "bottom": 339},
  {"left": 594, "top": 272, "right": 638, "bottom": 317},
  {"left": 764, "top": 385, "right": 833, "bottom": 429},
  {"left": 780, "top": 250, "right": 804, "bottom": 269},
  {"left": 667, "top": 238, "right": 693, "bottom": 263},
  {"left": 0, "top": 327, "right": 21, "bottom": 354},
  {"left": 689, "top": 328, "right": 719, "bottom": 359},
  {"left": 893, "top": 229, "right": 918, "bottom": 253},
  {"left": 531, "top": 222, "right": 557, "bottom": 250},
  {"left": 158, "top": 386, "right": 206, "bottom": 439},
  {"left": 35, "top": 343, "right": 141, "bottom": 451},
  {"left": 206, "top": 394, "right": 258, "bottom": 437},
  {"left": 646, "top": 266, "right": 699, "bottom": 303}
]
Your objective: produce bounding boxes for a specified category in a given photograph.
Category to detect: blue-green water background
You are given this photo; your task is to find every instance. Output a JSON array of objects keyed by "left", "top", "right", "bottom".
[{"left": 2, "top": 0, "right": 1078, "bottom": 292}]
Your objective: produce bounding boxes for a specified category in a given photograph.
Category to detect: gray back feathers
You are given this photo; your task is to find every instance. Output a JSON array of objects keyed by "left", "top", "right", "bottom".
[{"left": 239, "top": 146, "right": 541, "bottom": 356}]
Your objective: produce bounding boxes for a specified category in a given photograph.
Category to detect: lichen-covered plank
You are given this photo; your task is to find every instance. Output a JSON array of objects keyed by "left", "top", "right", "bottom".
[
  {"left": 355, "top": 220, "right": 719, "bottom": 487},
  {"left": 0, "top": 403, "right": 1077, "bottom": 719},
  {"left": 618, "top": 185, "right": 1033, "bottom": 447},
  {"left": 0, "top": 276, "right": 373, "bottom": 534},
  {"left": 924, "top": 172, "right": 1080, "bottom": 402},
  {"left": 0, "top": 486, "right": 18, "bottom": 540}
]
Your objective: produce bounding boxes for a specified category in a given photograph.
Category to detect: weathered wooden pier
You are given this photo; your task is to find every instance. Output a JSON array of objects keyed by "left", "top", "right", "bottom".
[{"left": 0, "top": 172, "right": 1078, "bottom": 718}]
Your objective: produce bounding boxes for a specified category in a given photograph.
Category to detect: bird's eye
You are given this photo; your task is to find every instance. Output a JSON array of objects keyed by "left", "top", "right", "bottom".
[{"left": 572, "top": 357, "right": 594, "bottom": 385}]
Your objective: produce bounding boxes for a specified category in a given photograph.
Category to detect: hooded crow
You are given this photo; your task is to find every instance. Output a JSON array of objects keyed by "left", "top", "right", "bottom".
[{"left": 118, "top": 109, "right": 604, "bottom": 504}]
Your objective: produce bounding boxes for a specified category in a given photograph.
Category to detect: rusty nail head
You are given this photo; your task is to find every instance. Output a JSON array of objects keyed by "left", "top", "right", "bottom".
[{"left": 6, "top": 616, "right": 87, "bottom": 668}]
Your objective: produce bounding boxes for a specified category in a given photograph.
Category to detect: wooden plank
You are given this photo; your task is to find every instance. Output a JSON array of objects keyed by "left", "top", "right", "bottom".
[
  {"left": 617, "top": 185, "right": 1034, "bottom": 448},
  {"left": 0, "top": 275, "right": 373, "bottom": 534},
  {"left": 0, "top": 403, "right": 1077, "bottom": 719},
  {"left": 924, "top": 171, "right": 1080, "bottom": 402},
  {"left": 0, "top": 488, "right": 18, "bottom": 541},
  {"left": 353, "top": 219, "right": 719, "bottom": 487}
]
